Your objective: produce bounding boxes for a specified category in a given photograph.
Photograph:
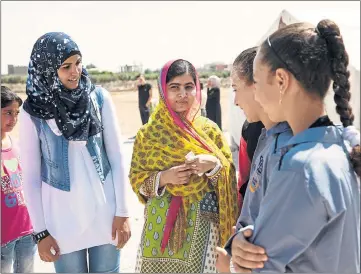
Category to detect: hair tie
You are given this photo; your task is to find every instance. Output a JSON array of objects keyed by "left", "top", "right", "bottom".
[
  {"left": 267, "top": 36, "right": 298, "bottom": 78},
  {"left": 343, "top": 125, "right": 360, "bottom": 148}
]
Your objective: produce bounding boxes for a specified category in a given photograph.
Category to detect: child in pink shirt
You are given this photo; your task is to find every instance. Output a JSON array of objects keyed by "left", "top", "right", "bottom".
[{"left": 1, "top": 85, "right": 35, "bottom": 273}]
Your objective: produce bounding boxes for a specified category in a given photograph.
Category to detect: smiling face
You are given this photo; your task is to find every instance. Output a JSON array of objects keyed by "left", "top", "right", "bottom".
[
  {"left": 57, "top": 54, "right": 82, "bottom": 90},
  {"left": 166, "top": 73, "right": 196, "bottom": 114}
]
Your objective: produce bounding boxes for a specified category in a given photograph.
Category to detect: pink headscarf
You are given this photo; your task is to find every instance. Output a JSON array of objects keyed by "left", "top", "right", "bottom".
[
  {"left": 157, "top": 59, "right": 212, "bottom": 253},
  {"left": 158, "top": 59, "right": 211, "bottom": 152}
]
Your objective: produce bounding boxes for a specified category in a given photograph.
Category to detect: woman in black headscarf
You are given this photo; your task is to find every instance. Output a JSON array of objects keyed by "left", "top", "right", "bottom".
[{"left": 20, "top": 32, "right": 131, "bottom": 273}]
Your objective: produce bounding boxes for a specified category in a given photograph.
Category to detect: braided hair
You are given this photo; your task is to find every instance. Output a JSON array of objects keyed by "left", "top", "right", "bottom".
[{"left": 259, "top": 19, "right": 360, "bottom": 176}]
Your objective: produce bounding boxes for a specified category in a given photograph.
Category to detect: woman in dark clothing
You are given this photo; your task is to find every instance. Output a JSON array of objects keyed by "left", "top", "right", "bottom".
[{"left": 206, "top": 75, "right": 222, "bottom": 130}]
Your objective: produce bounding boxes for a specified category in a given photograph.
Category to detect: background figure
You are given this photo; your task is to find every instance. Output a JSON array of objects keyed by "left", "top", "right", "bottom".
[
  {"left": 136, "top": 74, "right": 153, "bottom": 125},
  {"left": 200, "top": 82, "right": 207, "bottom": 117},
  {"left": 1, "top": 86, "right": 36, "bottom": 273},
  {"left": 206, "top": 75, "right": 222, "bottom": 130}
]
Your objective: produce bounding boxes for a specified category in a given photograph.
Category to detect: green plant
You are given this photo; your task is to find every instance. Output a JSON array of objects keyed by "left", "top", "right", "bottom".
[
  {"left": 0, "top": 68, "right": 230, "bottom": 86},
  {"left": 1, "top": 75, "right": 27, "bottom": 84},
  {"left": 144, "top": 68, "right": 152, "bottom": 74}
]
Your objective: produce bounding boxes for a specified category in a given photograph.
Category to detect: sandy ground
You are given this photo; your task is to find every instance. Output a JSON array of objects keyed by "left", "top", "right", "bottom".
[{"left": 8, "top": 87, "right": 238, "bottom": 273}]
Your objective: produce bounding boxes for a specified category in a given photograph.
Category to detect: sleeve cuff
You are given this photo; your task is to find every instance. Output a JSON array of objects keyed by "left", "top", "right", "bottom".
[
  {"left": 139, "top": 172, "right": 165, "bottom": 198},
  {"left": 33, "top": 226, "right": 47, "bottom": 234},
  {"left": 155, "top": 172, "right": 166, "bottom": 197},
  {"left": 115, "top": 209, "right": 130, "bottom": 217},
  {"left": 205, "top": 159, "right": 222, "bottom": 187},
  {"left": 205, "top": 158, "right": 222, "bottom": 177},
  {"left": 224, "top": 232, "right": 239, "bottom": 256}
]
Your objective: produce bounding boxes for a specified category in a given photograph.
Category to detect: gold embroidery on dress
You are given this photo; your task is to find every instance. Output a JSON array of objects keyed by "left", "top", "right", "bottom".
[
  {"left": 169, "top": 205, "right": 187, "bottom": 253},
  {"left": 139, "top": 172, "right": 158, "bottom": 198},
  {"left": 199, "top": 211, "right": 219, "bottom": 223}
]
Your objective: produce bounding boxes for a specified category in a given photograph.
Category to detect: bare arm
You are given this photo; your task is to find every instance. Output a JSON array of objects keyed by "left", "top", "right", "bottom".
[{"left": 146, "top": 88, "right": 153, "bottom": 107}]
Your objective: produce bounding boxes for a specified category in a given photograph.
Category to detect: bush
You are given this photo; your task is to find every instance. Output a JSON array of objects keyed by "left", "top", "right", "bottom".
[
  {"left": 144, "top": 69, "right": 152, "bottom": 74},
  {"left": 117, "top": 72, "right": 141, "bottom": 81},
  {"left": 198, "top": 71, "right": 230, "bottom": 79},
  {"left": 144, "top": 73, "right": 159, "bottom": 80},
  {"left": 90, "top": 74, "right": 117, "bottom": 84},
  {"left": 1, "top": 69, "right": 231, "bottom": 85},
  {"left": 1, "top": 75, "right": 27, "bottom": 84},
  {"left": 221, "top": 71, "right": 230, "bottom": 78},
  {"left": 88, "top": 70, "right": 231, "bottom": 84},
  {"left": 88, "top": 70, "right": 104, "bottom": 75}
]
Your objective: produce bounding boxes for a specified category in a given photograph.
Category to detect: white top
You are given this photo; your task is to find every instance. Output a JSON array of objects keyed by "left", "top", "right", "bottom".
[{"left": 19, "top": 88, "right": 130, "bottom": 255}]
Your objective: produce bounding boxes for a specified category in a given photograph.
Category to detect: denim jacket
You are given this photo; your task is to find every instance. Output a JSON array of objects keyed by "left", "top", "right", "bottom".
[{"left": 30, "top": 86, "right": 111, "bottom": 191}]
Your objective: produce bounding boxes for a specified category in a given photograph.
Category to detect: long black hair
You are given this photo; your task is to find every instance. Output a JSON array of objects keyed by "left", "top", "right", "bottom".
[{"left": 259, "top": 19, "right": 360, "bottom": 176}]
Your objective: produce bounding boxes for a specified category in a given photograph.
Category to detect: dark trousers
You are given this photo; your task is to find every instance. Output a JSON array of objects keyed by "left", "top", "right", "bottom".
[{"left": 139, "top": 105, "right": 150, "bottom": 125}]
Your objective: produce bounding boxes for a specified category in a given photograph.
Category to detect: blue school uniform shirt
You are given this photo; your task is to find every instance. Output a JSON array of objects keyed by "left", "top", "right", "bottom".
[
  {"left": 241, "top": 125, "right": 359, "bottom": 273},
  {"left": 224, "top": 122, "right": 292, "bottom": 251},
  {"left": 240, "top": 122, "right": 292, "bottom": 228}
]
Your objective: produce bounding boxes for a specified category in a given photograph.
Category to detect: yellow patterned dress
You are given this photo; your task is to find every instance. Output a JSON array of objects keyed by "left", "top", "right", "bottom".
[{"left": 130, "top": 111, "right": 238, "bottom": 273}]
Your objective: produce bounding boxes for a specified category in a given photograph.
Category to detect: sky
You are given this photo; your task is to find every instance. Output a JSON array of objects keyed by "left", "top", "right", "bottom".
[{"left": 1, "top": 1, "right": 360, "bottom": 74}]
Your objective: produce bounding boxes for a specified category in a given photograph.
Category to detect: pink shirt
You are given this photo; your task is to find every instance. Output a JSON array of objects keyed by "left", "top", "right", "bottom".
[{"left": 1, "top": 138, "right": 33, "bottom": 246}]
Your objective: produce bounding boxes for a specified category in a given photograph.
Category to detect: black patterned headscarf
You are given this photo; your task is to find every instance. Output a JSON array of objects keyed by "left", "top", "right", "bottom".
[{"left": 23, "top": 32, "right": 103, "bottom": 141}]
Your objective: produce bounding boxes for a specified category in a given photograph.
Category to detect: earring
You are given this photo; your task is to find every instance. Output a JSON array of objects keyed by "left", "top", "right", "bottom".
[{"left": 279, "top": 89, "right": 284, "bottom": 105}]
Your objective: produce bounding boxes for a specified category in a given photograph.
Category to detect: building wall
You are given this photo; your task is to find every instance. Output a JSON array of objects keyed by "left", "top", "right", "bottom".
[
  {"left": 120, "top": 65, "right": 142, "bottom": 73},
  {"left": 8, "top": 65, "right": 28, "bottom": 75}
]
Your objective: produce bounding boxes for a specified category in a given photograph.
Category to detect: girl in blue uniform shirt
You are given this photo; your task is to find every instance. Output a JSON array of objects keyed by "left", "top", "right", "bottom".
[
  {"left": 230, "top": 19, "right": 360, "bottom": 273},
  {"left": 217, "top": 47, "right": 292, "bottom": 273}
]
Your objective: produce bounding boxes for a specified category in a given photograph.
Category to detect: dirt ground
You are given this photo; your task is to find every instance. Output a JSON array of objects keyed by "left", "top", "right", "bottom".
[{"left": 12, "top": 86, "right": 232, "bottom": 139}]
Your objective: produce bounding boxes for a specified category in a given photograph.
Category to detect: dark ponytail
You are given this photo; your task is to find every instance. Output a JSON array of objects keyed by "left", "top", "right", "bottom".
[
  {"left": 317, "top": 20, "right": 353, "bottom": 127},
  {"left": 317, "top": 19, "right": 360, "bottom": 176},
  {"left": 259, "top": 19, "right": 360, "bottom": 177}
]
